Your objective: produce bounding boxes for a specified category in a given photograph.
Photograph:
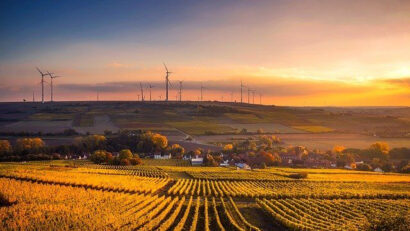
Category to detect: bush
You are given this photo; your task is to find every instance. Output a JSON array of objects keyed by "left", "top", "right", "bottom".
[
  {"left": 120, "top": 159, "right": 130, "bottom": 166},
  {"left": 288, "top": 172, "right": 308, "bottom": 179},
  {"left": 357, "top": 163, "right": 372, "bottom": 171}
]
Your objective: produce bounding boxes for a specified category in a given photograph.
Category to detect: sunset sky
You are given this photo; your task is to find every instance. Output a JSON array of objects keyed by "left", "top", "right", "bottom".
[{"left": 0, "top": 0, "right": 409, "bottom": 105}]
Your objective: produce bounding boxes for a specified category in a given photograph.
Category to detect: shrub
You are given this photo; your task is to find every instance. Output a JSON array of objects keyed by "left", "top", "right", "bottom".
[
  {"left": 120, "top": 158, "right": 130, "bottom": 166},
  {"left": 357, "top": 163, "right": 372, "bottom": 171},
  {"left": 288, "top": 172, "right": 308, "bottom": 179}
]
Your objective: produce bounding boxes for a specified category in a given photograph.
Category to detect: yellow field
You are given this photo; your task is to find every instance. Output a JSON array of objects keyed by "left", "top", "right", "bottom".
[{"left": 0, "top": 161, "right": 409, "bottom": 230}]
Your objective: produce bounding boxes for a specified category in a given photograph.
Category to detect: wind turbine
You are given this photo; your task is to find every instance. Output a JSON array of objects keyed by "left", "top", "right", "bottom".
[
  {"left": 259, "top": 93, "right": 262, "bottom": 104},
  {"left": 47, "top": 71, "right": 61, "bottom": 102},
  {"left": 163, "top": 63, "right": 172, "bottom": 101},
  {"left": 200, "top": 83, "right": 206, "bottom": 102},
  {"left": 148, "top": 84, "right": 154, "bottom": 101},
  {"left": 36, "top": 67, "right": 50, "bottom": 103},
  {"left": 140, "top": 82, "right": 144, "bottom": 101},
  {"left": 240, "top": 80, "right": 246, "bottom": 104},
  {"left": 178, "top": 81, "right": 183, "bottom": 102},
  {"left": 252, "top": 90, "right": 256, "bottom": 104},
  {"left": 247, "top": 87, "right": 252, "bottom": 104}
]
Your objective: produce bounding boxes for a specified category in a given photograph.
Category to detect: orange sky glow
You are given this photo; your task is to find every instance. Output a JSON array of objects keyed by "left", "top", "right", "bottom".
[{"left": 0, "top": 0, "right": 409, "bottom": 106}]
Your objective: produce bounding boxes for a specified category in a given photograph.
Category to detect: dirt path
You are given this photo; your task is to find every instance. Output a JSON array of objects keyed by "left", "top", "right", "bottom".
[{"left": 73, "top": 115, "right": 119, "bottom": 134}]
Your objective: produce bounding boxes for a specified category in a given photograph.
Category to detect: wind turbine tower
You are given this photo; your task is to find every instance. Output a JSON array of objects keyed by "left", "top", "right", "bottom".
[
  {"left": 36, "top": 67, "right": 49, "bottom": 104},
  {"left": 247, "top": 87, "right": 252, "bottom": 104},
  {"left": 178, "top": 81, "right": 183, "bottom": 102},
  {"left": 163, "top": 63, "right": 172, "bottom": 101},
  {"left": 240, "top": 80, "right": 246, "bottom": 104},
  {"left": 200, "top": 83, "right": 205, "bottom": 102},
  {"left": 47, "top": 71, "right": 61, "bottom": 102},
  {"left": 140, "top": 82, "right": 144, "bottom": 101},
  {"left": 148, "top": 84, "right": 154, "bottom": 101},
  {"left": 252, "top": 90, "right": 255, "bottom": 104}
]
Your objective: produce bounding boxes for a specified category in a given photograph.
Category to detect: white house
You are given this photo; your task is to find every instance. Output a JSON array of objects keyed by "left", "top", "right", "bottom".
[
  {"left": 154, "top": 153, "right": 172, "bottom": 159},
  {"left": 219, "top": 160, "right": 229, "bottom": 167},
  {"left": 191, "top": 156, "right": 203, "bottom": 165},
  {"left": 235, "top": 163, "right": 251, "bottom": 170},
  {"left": 374, "top": 167, "right": 384, "bottom": 173}
]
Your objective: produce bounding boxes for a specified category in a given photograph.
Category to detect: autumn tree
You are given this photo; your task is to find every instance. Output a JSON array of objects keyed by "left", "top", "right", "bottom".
[
  {"left": 129, "top": 153, "right": 142, "bottom": 165},
  {"left": 332, "top": 145, "right": 346, "bottom": 154},
  {"left": 90, "top": 150, "right": 110, "bottom": 164},
  {"left": 15, "top": 138, "right": 45, "bottom": 154},
  {"left": 368, "top": 142, "right": 390, "bottom": 160},
  {"left": 151, "top": 133, "right": 168, "bottom": 150},
  {"left": 75, "top": 135, "right": 106, "bottom": 153},
  {"left": 258, "top": 151, "right": 281, "bottom": 166},
  {"left": 170, "top": 144, "right": 185, "bottom": 158},
  {"left": 119, "top": 149, "right": 133, "bottom": 160},
  {"left": 223, "top": 144, "right": 233, "bottom": 153},
  {"left": 0, "top": 140, "right": 12, "bottom": 156}
]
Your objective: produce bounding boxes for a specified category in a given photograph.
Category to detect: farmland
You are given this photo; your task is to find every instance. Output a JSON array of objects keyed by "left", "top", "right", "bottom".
[
  {"left": 0, "top": 101, "right": 409, "bottom": 151},
  {"left": 1, "top": 161, "right": 409, "bottom": 230}
]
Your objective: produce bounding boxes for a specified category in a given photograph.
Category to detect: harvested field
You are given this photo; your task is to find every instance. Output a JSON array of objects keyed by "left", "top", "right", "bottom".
[
  {"left": 2, "top": 120, "right": 73, "bottom": 133},
  {"left": 228, "top": 123, "right": 304, "bottom": 133}
]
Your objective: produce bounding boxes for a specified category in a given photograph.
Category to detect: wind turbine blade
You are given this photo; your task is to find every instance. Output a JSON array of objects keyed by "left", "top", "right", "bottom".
[
  {"left": 163, "top": 63, "right": 169, "bottom": 72},
  {"left": 36, "top": 67, "right": 43, "bottom": 75}
]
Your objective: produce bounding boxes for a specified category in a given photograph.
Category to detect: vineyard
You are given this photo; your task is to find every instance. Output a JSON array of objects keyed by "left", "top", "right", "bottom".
[{"left": 0, "top": 161, "right": 409, "bottom": 230}]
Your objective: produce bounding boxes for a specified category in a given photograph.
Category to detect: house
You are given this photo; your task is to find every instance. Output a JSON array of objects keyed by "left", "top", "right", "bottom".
[
  {"left": 235, "top": 163, "right": 251, "bottom": 170},
  {"left": 374, "top": 167, "right": 384, "bottom": 173},
  {"left": 344, "top": 165, "right": 353, "bottom": 170},
  {"left": 154, "top": 153, "right": 172, "bottom": 159},
  {"left": 191, "top": 157, "right": 203, "bottom": 165},
  {"left": 280, "top": 152, "right": 300, "bottom": 165},
  {"left": 219, "top": 160, "right": 229, "bottom": 167}
]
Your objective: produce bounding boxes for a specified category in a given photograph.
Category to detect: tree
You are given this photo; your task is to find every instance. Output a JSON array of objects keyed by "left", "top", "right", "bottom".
[
  {"left": 223, "top": 144, "right": 234, "bottom": 153},
  {"left": 90, "top": 150, "right": 109, "bottom": 164},
  {"left": 170, "top": 144, "right": 185, "bottom": 158},
  {"left": 0, "top": 140, "right": 12, "bottom": 156},
  {"left": 15, "top": 138, "right": 45, "bottom": 154},
  {"left": 151, "top": 134, "right": 168, "bottom": 150},
  {"left": 332, "top": 145, "right": 346, "bottom": 154},
  {"left": 357, "top": 163, "right": 372, "bottom": 171},
  {"left": 258, "top": 151, "right": 281, "bottom": 166},
  {"left": 368, "top": 142, "right": 390, "bottom": 159},
  {"left": 203, "top": 154, "right": 218, "bottom": 166},
  {"left": 75, "top": 135, "right": 106, "bottom": 153},
  {"left": 194, "top": 148, "right": 202, "bottom": 157},
  {"left": 129, "top": 154, "right": 142, "bottom": 165},
  {"left": 120, "top": 158, "right": 130, "bottom": 166},
  {"left": 256, "top": 128, "right": 264, "bottom": 134},
  {"left": 119, "top": 149, "right": 133, "bottom": 160}
]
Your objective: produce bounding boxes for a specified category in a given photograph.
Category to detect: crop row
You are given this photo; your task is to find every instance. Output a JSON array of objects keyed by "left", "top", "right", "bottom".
[
  {"left": 167, "top": 178, "right": 410, "bottom": 199},
  {"left": 256, "top": 198, "right": 410, "bottom": 231},
  {"left": 0, "top": 178, "right": 261, "bottom": 231}
]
